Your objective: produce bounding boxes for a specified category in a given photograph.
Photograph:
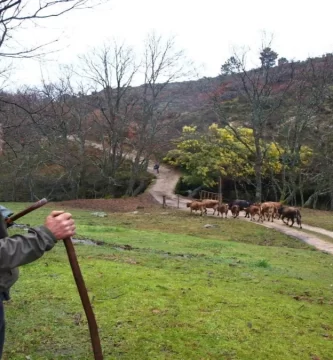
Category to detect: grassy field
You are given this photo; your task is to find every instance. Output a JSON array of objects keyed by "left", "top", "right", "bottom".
[
  {"left": 2, "top": 202, "right": 333, "bottom": 360},
  {"left": 301, "top": 208, "right": 333, "bottom": 232}
]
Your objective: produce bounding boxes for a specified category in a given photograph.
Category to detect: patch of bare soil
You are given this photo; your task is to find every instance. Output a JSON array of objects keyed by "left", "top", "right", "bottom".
[{"left": 54, "top": 193, "right": 160, "bottom": 213}]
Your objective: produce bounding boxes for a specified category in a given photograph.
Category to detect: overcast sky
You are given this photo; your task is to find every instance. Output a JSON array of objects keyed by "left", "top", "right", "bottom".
[{"left": 7, "top": 0, "right": 333, "bottom": 90}]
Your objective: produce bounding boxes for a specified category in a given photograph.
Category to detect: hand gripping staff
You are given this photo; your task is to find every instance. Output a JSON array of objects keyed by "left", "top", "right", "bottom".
[{"left": 6, "top": 198, "right": 104, "bottom": 360}]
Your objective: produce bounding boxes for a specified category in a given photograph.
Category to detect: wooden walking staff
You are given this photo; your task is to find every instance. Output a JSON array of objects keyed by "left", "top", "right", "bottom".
[
  {"left": 6, "top": 199, "right": 103, "bottom": 360},
  {"left": 5, "top": 198, "right": 48, "bottom": 225},
  {"left": 63, "top": 237, "right": 103, "bottom": 360}
]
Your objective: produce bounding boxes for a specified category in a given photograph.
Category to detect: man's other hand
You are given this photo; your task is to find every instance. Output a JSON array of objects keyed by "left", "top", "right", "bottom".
[{"left": 45, "top": 211, "right": 76, "bottom": 240}]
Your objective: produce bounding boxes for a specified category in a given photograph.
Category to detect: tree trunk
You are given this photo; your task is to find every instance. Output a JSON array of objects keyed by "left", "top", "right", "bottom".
[
  {"left": 304, "top": 193, "right": 315, "bottom": 208},
  {"left": 271, "top": 179, "right": 278, "bottom": 202},
  {"left": 132, "top": 179, "right": 147, "bottom": 196},
  {"left": 279, "top": 165, "right": 287, "bottom": 202},
  {"left": 253, "top": 132, "right": 263, "bottom": 202},
  {"left": 298, "top": 173, "right": 304, "bottom": 207},
  {"left": 313, "top": 193, "right": 318, "bottom": 209},
  {"left": 330, "top": 173, "right": 333, "bottom": 210},
  {"left": 300, "top": 188, "right": 304, "bottom": 207},
  {"left": 254, "top": 163, "right": 262, "bottom": 202},
  {"left": 234, "top": 182, "right": 239, "bottom": 199},
  {"left": 126, "top": 152, "right": 143, "bottom": 196}
]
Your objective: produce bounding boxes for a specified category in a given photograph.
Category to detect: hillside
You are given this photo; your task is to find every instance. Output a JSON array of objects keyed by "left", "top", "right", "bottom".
[
  {"left": 94, "top": 54, "right": 333, "bottom": 132},
  {"left": 1, "top": 53, "right": 333, "bottom": 206}
]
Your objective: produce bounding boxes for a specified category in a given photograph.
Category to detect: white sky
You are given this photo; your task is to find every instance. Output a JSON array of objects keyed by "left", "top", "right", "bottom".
[{"left": 6, "top": 0, "right": 333, "bottom": 89}]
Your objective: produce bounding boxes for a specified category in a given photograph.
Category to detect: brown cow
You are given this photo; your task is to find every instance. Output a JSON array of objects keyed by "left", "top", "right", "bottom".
[
  {"left": 263, "top": 202, "right": 283, "bottom": 219},
  {"left": 213, "top": 203, "right": 229, "bottom": 218},
  {"left": 186, "top": 201, "right": 206, "bottom": 216},
  {"left": 248, "top": 205, "right": 262, "bottom": 222},
  {"left": 244, "top": 207, "right": 251, "bottom": 218},
  {"left": 260, "top": 202, "right": 278, "bottom": 222},
  {"left": 231, "top": 204, "right": 240, "bottom": 218},
  {"left": 244, "top": 203, "right": 261, "bottom": 218},
  {"left": 278, "top": 206, "right": 302, "bottom": 229},
  {"left": 202, "top": 199, "right": 219, "bottom": 214}
]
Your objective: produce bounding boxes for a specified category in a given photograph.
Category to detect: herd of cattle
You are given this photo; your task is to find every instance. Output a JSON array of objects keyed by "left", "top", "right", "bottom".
[{"left": 186, "top": 199, "right": 302, "bottom": 229}]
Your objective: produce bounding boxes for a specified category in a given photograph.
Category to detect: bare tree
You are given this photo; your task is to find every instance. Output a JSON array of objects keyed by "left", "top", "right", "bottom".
[
  {"left": 0, "top": 0, "right": 99, "bottom": 58},
  {"left": 78, "top": 42, "right": 139, "bottom": 193},
  {"left": 0, "top": 0, "right": 102, "bottom": 172},
  {"left": 275, "top": 55, "right": 333, "bottom": 205},
  {"left": 125, "top": 33, "right": 193, "bottom": 195},
  {"left": 212, "top": 42, "right": 294, "bottom": 201}
]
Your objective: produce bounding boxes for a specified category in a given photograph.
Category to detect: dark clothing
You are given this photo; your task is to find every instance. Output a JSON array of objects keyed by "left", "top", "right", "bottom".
[
  {"left": 154, "top": 164, "right": 160, "bottom": 174},
  {"left": 0, "top": 292, "right": 7, "bottom": 359},
  {"left": 0, "top": 213, "right": 57, "bottom": 358},
  {"left": 0, "top": 214, "right": 57, "bottom": 293},
  {"left": 0, "top": 299, "right": 4, "bottom": 359}
]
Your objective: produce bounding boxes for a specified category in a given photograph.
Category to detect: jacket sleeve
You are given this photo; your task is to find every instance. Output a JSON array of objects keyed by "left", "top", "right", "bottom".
[{"left": 0, "top": 214, "right": 57, "bottom": 270}]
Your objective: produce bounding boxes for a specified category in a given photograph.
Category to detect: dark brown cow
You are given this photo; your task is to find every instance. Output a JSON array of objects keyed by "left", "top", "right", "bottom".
[
  {"left": 244, "top": 203, "right": 261, "bottom": 219},
  {"left": 278, "top": 206, "right": 302, "bottom": 229},
  {"left": 231, "top": 204, "right": 240, "bottom": 218}
]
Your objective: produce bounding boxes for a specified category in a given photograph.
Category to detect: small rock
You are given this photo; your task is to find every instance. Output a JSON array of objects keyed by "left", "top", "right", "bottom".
[
  {"left": 72, "top": 239, "right": 97, "bottom": 246},
  {"left": 132, "top": 211, "right": 139, "bottom": 214},
  {"left": 91, "top": 212, "right": 107, "bottom": 217},
  {"left": 204, "top": 224, "right": 219, "bottom": 228},
  {"left": 161, "top": 212, "right": 169, "bottom": 215}
]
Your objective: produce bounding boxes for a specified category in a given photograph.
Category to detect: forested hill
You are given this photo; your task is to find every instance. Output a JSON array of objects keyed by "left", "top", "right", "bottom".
[{"left": 1, "top": 50, "right": 333, "bottom": 208}]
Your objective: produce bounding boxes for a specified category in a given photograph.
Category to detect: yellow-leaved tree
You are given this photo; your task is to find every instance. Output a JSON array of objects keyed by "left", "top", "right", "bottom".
[{"left": 165, "top": 124, "right": 312, "bottom": 199}]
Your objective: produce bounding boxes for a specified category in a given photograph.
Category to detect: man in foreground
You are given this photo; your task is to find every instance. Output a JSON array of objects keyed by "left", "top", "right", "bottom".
[{"left": 0, "top": 209, "right": 76, "bottom": 358}]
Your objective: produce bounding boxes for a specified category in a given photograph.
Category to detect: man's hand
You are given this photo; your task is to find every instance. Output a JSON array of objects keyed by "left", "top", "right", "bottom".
[{"left": 45, "top": 211, "right": 76, "bottom": 240}]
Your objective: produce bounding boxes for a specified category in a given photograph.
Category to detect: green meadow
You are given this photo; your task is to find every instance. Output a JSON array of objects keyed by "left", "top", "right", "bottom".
[{"left": 2, "top": 203, "right": 333, "bottom": 360}]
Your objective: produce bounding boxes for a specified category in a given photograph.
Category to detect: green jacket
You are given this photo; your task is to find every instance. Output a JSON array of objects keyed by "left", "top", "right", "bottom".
[{"left": 0, "top": 214, "right": 57, "bottom": 296}]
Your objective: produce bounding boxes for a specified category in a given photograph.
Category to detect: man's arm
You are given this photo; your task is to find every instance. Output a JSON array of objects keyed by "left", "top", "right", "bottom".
[
  {"left": 0, "top": 226, "right": 57, "bottom": 270},
  {"left": 0, "top": 210, "right": 76, "bottom": 270}
]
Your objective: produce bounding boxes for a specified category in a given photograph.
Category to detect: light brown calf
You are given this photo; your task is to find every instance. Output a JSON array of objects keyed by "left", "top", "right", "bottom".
[
  {"left": 248, "top": 205, "right": 262, "bottom": 222},
  {"left": 263, "top": 202, "right": 283, "bottom": 219},
  {"left": 260, "top": 202, "right": 278, "bottom": 222},
  {"left": 186, "top": 201, "right": 206, "bottom": 216},
  {"left": 213, "top": 203, "right": 229, "bottom": 218},
  {"left": 202, "top": 199, "right": 219, "bottom": 214}
]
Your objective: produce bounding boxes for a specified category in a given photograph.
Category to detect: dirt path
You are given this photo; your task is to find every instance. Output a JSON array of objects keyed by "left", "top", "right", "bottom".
[
  {"left": 242, "top": 218, "right": 333, "bottom": 254},
  {"left": 76, "top": 137, "right": 190, "bottom": 208},
  {"left": 74, "top": 138, "right": 333, "bottom": 255},
  {"left": 147, "top": 162, "right": 333, "bottom": 255},
  {"left": 147, "top": 163, "right": 190, "bottom": 208}
]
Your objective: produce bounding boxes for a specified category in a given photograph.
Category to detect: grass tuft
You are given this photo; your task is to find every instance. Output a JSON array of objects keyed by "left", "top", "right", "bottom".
[{"left": 254, "top": 259, "right": 271, "bottom": 268}]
